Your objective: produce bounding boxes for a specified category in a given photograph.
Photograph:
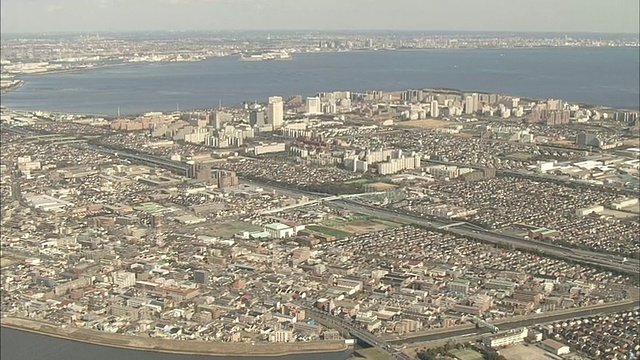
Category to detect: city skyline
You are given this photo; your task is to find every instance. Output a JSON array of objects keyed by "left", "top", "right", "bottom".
[{"left": 1, "top": 0, "right": 639, "bottom": 35}]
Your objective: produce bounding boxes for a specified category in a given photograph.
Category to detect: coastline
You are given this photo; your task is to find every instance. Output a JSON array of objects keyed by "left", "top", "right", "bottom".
[
  {"left": 0, "top": 317, "right": 349, "bottom": 357},
  {"left": 1, "top": 47, "right": 638, "bottom": 116},
  {"left": 0, "top": 80, "right": 24, "bottom": 94}
]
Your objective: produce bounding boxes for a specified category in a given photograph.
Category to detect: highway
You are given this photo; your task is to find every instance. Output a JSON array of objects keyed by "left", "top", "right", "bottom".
[
  {"left": 423, "top": 159, "right": 639, "bottom": 196},
  {"left": 65, "top": 147, "right": 639, "bottom": 275},
  {"left": 331, "top": 200, "right": 640, "bottom": 275},
  {"left": 305, "top": 306, "right": 412, "bottom": 360},
  {"left": 305, "top": 299, "right": 639, "bottom": 359},
  {"left": 386, "top": 299, "right": 640, "bottom": 345},
  {"left": 234, "top": 178, "right": 639, "bottom": 275}
]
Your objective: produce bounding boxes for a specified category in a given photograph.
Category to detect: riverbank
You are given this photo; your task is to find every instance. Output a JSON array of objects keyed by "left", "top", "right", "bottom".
[{"left": 0, "top": 317, "right": 349, "bottom": 357}]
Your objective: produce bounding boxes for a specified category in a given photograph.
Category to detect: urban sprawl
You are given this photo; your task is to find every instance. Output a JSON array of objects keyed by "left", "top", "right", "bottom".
[{"left": 1, "top": 32, "right": 639, "bottom": 360}]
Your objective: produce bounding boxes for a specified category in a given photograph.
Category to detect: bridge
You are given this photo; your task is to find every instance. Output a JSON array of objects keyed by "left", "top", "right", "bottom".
[
  {"left": 81, "top": 144, "right": 190, "bottom": 176},
  {"left": 305, "top": 306, "right": 411, "bottom": 360},
  {"left": 259, "top": 192, "right": 386, "bottom": 214},
  {"left": 437, "top": 221, "right": 487, "bottom": 231},
  {"left": 471, "top": 316, "right": 499, "bottom": 333},
  {"left": 437, "top": 222, "right": 467, "bottom": 230}
]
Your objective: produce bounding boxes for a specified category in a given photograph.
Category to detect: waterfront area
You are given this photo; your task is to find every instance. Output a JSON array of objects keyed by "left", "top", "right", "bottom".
[
  {"left": 2, "top": 47, "right": 639, "bottom": 115},
  {"left": 1, "top": 1, "right": 639, "bottom": 354},
  {"left": 1, "top": 78, "right": 639, "bottom": 359}
]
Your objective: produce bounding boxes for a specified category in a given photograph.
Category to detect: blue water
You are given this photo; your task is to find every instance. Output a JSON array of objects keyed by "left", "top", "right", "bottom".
[
  {"left": 1, "top": 47, "right": 638, "bottom": 116},
  {"left": 0, "top": 328, "right": 354, "bottom": 360}
]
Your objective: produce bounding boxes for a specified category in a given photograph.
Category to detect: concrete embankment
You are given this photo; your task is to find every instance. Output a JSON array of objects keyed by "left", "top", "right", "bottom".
[{"left": 0, "top": 317, "right": 348, "bottom": 357}]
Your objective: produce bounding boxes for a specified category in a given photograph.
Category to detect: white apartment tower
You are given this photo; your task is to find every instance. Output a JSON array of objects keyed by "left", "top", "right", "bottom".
[
  {"left": 465, "top": 95, "right": 474, "bottom": 114},
  {"left": 430, "top": 100, "right": 439, "bottom": 118},
  {"left": 472, "top": 93, "right": 479, "bottom": 113},
  {"left": 306, "top": 96, "right": 321, "bottom": 115},
  {"left": 267, "top": 96, "right": 284, "bottom": 129}
]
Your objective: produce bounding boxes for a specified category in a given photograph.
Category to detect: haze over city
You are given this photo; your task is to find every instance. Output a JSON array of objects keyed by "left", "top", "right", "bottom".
[{"left": 1, "top": 0, "right": 639, "bottom": 34}]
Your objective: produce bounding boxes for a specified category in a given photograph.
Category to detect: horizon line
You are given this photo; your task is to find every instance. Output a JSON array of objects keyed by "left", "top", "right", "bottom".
[{"left": 1, "top": 29, "right": 639, "bottom": 36}]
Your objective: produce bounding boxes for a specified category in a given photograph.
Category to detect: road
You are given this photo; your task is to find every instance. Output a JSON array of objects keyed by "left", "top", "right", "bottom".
[
  {"left": 305, "top": 306, "right": 412, "bottom": 360},
  {"left": 386, "top": 299, "right": 640, "bottom": 345},
  {"left": 54, "top": 147, "right": 639, "bottom": 275},
  {"left": 423, "top": 159, "right": 639, "bottom": 196},
  {"left": 232, "top": 179, "right": 639, "bottom": 275},
  {"left": 330, "top": 200, "right": 639, "bottom": 275}
]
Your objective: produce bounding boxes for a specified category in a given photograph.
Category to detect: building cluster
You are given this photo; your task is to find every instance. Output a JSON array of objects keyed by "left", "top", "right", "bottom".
[
  {"left": 1, "top": 80, "right": 639, "bottom": 352},
  {"left": 217, "top": 157, "right": 361, "bottom": 187},
  {"left": 543, "top": 311, "right": 639, "bottom": 359},
  {"left": 343, "top": 148, "right": 421, "bottom": 175},
  {"left": 307, "top": 225, "right": 631, "bottom": 335},
  {"left": 2, "top": 33, "right": 638, "bottom": 79},
  {"left": 398, "top": 176, "right": 639, "bottom": 257}
]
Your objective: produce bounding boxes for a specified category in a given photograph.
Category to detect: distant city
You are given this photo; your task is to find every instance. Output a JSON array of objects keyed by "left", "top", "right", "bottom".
[
  {"left": 1, "top": 31, "right": 638, "bottom": 82},
  {"left": 1, "top": 30, "right": 639, "bottom": 360}
]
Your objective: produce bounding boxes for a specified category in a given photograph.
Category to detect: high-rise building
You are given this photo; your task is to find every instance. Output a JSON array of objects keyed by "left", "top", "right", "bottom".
[
  {"left": 430, "top": 100, "right": 439, "bottom": 118},
  {"left": 249, "top": 110, "right": 266, "bottom": 127},
  {"left": 464, "top": 95, "right": 474, "bottom": 114},
  {"left": 194, "top": 270, "right": 209, "bottom": 285},
  {"left": 112, "top": 271, "right": 136, "bottom": 288},
  {"left": 210, "top": 111, "right": 231, "bottom": 129},
  {"left": 267, "top": 96, "right": 284, "bottom": 129},
  {"left": 213, "top": 170, "right": 239, "bottom": 188},
  {"left": 306, "top": 97, "right": 321, "bottom": 115},
  {"left": 471, "top": 93, "right": 479, "bottom": 113},
  {"left": 195, "top": 164, "right": 212, "bottom": 181},
  {"left": 576, "top": 132, "right": 599, "bottom": 147}
]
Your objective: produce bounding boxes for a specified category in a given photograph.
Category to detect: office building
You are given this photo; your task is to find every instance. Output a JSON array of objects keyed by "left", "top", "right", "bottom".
[
  {"left": 306, "top": 97, "right": 321, "bottom": 115},
  {"left": 112, "top": 271, "right": 136, "bottom": 288},
  {"left": 213, "top": 170, "right": 239, "bottom": 188},
  {"left": 195, "top": 164, "right": 212, "bottom": 181},
  {"left": 209, "top": 111, "right": 231, "bottom": 129},
  {"left": 267, "top": 96, "right": 284, "bottom": 129},
  {"left": 194, "top": 270, "right": 209, "bottom": 285},
  {"left": 447, "top": 279, "right": 470, "bottom": 296},
  {"left": 249, "top": 110, "right": 266, "bottom": 127},
  {"left": 576, "top": 132, "right": 600, "bottom": 147}
]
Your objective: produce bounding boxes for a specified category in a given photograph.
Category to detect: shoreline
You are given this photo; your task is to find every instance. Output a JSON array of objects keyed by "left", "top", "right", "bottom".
[
  {"left": 1, "top": 47, "right": 638, "bottom": 116},
  {"left": 0, "top": 317, "right": 349, "bottom": 357}
]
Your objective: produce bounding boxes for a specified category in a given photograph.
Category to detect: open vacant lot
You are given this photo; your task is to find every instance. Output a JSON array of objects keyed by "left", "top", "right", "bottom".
[
  {"left": 499, "top": 344, "right": 551, "bottom": 360},
  {"left": 448, "top": 348, "right": 483, "bottom": 360},
  {"left": 306, "top": 225, "right": 352, "bottom": 238},
  {"left": 397, "top": 119, "right": 452, "bottom": 129},
  {"left": 0, "top": 251, "right": 25, "bottom": 268}
]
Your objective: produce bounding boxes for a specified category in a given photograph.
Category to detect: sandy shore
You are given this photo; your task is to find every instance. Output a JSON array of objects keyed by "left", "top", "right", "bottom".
[{"left": 1, "top": 317, "right": 349, "bottom": 357}]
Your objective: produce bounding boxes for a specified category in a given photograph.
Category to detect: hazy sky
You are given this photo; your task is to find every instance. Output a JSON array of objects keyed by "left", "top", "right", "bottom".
[{"left": 1, "top": 0, "right": 639, "bottom": 34}]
